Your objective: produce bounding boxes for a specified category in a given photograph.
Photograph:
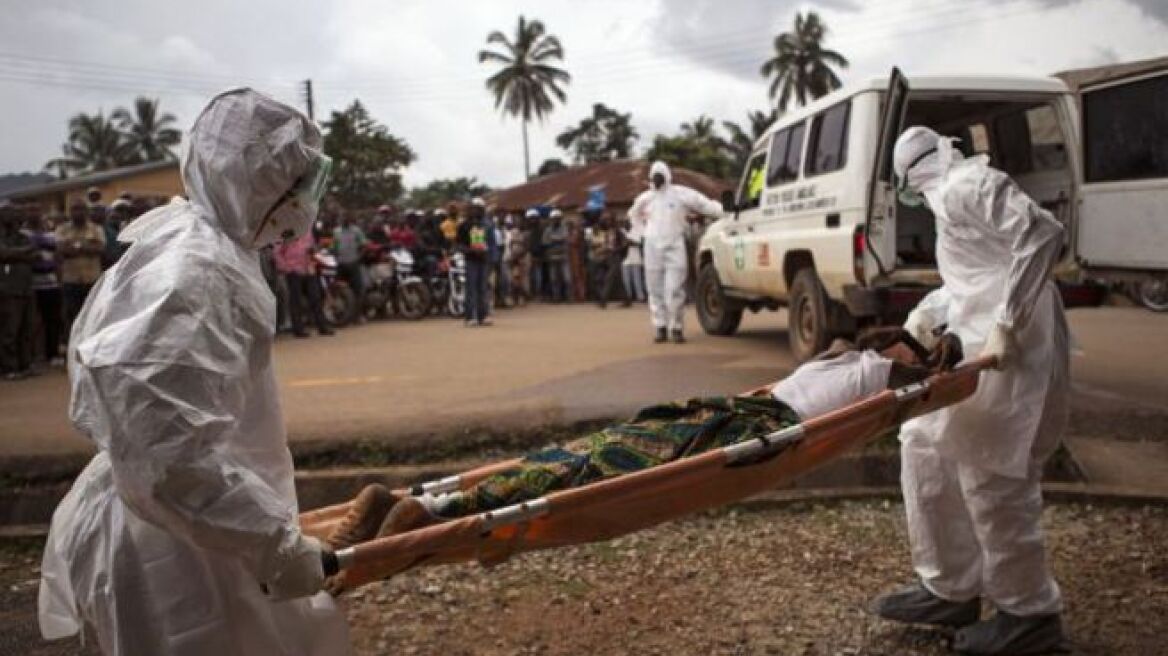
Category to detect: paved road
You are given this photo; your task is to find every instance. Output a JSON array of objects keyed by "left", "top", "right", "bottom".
[{"left": 1, "top": 304, "right": 1165, "bottom": 459}]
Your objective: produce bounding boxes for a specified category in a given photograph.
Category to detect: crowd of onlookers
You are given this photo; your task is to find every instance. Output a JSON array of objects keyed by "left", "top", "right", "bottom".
[
  {"left": 0, "top": 187, "right": 160, "bottom": 381},
  {"left": 1, "top": 190, "right": 702, "bottom": 380},
  {"left": 260, "top": 199, "right": 656, "bottom": 333}
]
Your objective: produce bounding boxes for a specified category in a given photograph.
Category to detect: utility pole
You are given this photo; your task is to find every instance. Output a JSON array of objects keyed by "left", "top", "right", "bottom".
[{"left": 302, "top": 79, "right": 315, "bottom": 121}]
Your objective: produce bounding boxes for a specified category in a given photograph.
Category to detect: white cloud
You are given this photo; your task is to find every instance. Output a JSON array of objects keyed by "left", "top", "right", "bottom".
[{"left": 0, "top": 0, "right": 1165, "bottom": 194}]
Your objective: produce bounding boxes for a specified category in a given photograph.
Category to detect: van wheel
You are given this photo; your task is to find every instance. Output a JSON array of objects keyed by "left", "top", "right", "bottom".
[
  {"left": 696, "top": 264, "right": 743, "bottom": 336},
  {"left": 788, "top": 269, "right": 832, "bottom": 362}
]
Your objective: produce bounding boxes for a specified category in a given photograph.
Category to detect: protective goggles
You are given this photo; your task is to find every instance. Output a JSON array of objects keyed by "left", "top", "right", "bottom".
[
  {"left": 251, "top": 153, "right": 333, "bottom": 247},
  {"left": 296, "top": 153, "right": 333, "bottom": 210},
  {"left": 895, "top": 147, "right": 937, "bottom": 208}
]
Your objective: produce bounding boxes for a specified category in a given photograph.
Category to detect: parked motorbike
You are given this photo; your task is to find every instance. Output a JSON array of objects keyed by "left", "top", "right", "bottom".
[
  {"left": 425, "top": 254, "right": 451, "bottom": 316},
  {"left": 313, "top": 250, "right": 357, "bottom": 327},
  {"left": 445, "top": 251, "right": 467, "bottom": 318},
  {"left": 361, "top": 243, "right": 432, "bottom": 321}
]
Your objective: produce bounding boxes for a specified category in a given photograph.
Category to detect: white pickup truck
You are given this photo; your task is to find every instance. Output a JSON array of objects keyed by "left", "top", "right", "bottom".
[{"left": 696, "top": 68, "right": 1168, "bottom": 360}]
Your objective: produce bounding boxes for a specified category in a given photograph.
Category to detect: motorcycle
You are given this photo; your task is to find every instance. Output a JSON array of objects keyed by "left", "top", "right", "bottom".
[
  {"left": 425, "top": 254, "right": 451, "bottom": 316},
  {"left": 445, "top": 251, "right": 467, "bottom": 318},
  {"left": 361, "top": 243, "right": 432, "bottom": 321},
  {"left": 313, "top": 250, "right": 357, "bottom": 327}
]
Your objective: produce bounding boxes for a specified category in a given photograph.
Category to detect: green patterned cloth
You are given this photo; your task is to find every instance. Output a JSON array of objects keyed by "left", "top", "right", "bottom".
[{"left": 437, "top": 395, "right": 800, "bottom": 518}]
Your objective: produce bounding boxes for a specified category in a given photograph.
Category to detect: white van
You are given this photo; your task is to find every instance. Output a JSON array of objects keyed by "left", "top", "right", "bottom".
[{"left": 696, "top": 67, "right": 1168, "bottom": 360}]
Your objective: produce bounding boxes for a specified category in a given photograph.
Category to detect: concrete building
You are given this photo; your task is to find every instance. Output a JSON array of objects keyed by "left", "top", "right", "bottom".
[{"left": 2, "top": 160, "right": 181, "bottom": 213}]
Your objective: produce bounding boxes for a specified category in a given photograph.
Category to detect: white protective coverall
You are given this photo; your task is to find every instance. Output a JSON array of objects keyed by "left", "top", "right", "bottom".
[
  {"left": 894, "top": 126, "right": 1070, "bottom": 616},
  {"left": 37, "top": 89, "right": 352, "bottom": 655},
  {"left": 628, "top": 161, "right": 722, "bottom": 332}
]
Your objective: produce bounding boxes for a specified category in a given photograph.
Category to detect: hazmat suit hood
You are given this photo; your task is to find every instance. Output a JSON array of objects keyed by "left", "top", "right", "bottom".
[
  {"left": 181, "top": 88, "right": 324, "bottom": 248},
  {"left": 649, "top": 160, "right": 672, "bottom": 187},
  {"left": 893, "top": 126, "right": 964, "bottom": 194}
]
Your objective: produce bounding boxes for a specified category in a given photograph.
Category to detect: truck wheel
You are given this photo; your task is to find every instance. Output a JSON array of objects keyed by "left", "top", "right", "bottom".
[
  {"left": 788, "top": 269, "right": 832, "bottom": 362},
  {"left": 696, "top": 264, "right": 743, "bottom": 336}
]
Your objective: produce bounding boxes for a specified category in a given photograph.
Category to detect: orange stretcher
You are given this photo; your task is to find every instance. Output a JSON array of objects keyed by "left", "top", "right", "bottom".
[{"left": 300, "top": 357, "right": 994, "bottom": 591}]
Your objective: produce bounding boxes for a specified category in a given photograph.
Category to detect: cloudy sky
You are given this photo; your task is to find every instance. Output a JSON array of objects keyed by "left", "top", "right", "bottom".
[{"left": 1, "top": 0, "right": 1165, "bottom": 189}]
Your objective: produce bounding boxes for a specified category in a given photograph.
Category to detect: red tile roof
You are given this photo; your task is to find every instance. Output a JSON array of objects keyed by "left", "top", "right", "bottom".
[{"left": 486, "top": 159, "right": 732, "bottom": 212}]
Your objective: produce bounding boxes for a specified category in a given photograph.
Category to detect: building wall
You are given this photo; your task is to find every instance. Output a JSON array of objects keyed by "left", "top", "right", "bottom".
[{"left": 23, "top": 165, "right": 183, "bottom": 213}]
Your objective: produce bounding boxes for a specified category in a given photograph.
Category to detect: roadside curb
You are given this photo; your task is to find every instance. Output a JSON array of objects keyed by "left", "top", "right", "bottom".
[{"left": 736, "top": 482, "right": 1168, "bottom": 511}]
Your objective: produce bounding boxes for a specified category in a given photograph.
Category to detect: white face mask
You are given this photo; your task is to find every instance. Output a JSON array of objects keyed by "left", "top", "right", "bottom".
[{"left": 250, "top": 154, "right": 333, "bottom": 248}]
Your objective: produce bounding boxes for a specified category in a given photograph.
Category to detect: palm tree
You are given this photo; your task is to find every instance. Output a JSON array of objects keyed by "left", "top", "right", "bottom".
[
  {"left": 598, "top": 105, "right": 638, "bottom": 159},
  {"left": 45, "top": 111, "right": 139, "bottom": 175},
  {"left": 478, "top": 15, "right": 571, "bottom": 180},
  {"left": 555, "top": 103, "right": 639, "bottom": 164},
  {"left": 681, "top": 115, "right": 718, "bottom": 143},
  {"left": 722, "top": 109, "right": 778, "bottom": 172},
  {"left": 113, "top": 97, "right": 181, "bottom": 161},
  {"left": 555, "top": 111, "right": 604, "bottom": 164},
  {"left": 760, "top": 11, "right": 849, "bottom": 112}
]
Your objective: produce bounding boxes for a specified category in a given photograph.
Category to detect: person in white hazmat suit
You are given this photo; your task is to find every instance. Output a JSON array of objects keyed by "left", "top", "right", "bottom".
[
  {"left": 871, "top": 126, "right": 1070, "bottom": 655},
  {"left": 628, "top": 161, "right": 723, "bottom": 343},
  {"left": 37, "top": 88, "right": 352, "bottom": 656}
]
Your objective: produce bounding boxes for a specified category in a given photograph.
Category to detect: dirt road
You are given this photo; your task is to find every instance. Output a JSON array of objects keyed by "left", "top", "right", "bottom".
[{"left": 1, "top": 304, "right": 1165, "bottom": 459}]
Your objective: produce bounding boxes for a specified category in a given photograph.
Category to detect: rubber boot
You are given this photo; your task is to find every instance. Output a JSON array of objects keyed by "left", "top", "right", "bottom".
[
  {"left": 870, "top": 582, "right": 981, "bottom": 628},
  {"left": 954, "top": 611, "right": 1069, "bottom": 655}
]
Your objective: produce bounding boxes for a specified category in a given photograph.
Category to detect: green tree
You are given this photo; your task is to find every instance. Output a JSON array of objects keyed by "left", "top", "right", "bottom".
[
  {"left": 321, "top": 100, "right": 415, "bottom": 208},
  {"left": 760, "top": 11, "right": 848, "bottom": 112},
  {"left": 112, "top": 97, "right": 181, "bottom": 162},
  {"left": 405, "top": 177, "right": 492, "bottom": 209},
  {"left": 478, "top": 15, "right": 571, "bottom": 180},
  {"left": 722, "top": 109, "right": 778, "bottom": 173},
  {"left": 556, "top": 103, "right": 639, "bottom": 164},
  {"left": 45, "top": 111, "right": 139, "bottom": 175},
  {"left": 644, "top": 117, "right": 736, "bottom": 181},
  {"left": 681, "top": 115, "right": 718, "bottom": 143},
  {"left": 536, "top": 158, "right": 568, "bottom": 177}
]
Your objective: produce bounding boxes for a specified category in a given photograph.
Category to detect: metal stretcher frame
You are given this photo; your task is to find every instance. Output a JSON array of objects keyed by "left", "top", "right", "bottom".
[{"left": 301, "top": 357, "right": 995, "bottom": 591}]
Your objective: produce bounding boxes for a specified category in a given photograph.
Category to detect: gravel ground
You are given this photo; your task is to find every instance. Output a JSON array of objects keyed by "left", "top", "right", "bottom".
[
  {"left": 343, "top": 500, "right": 1167, "bottom": 656},
  {"left": 4, "top": 500, "right": 1164, "bottom": 656}
]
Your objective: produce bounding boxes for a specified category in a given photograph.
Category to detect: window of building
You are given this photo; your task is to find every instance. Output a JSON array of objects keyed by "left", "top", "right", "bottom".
[{"left": 805, "top": 101, "right": 851, "bottom": 176}]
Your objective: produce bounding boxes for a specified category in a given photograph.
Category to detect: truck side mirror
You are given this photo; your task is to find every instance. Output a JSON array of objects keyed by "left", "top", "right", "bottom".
[{"left": 720, "top": 190, "right": 736, "bottom": 213}]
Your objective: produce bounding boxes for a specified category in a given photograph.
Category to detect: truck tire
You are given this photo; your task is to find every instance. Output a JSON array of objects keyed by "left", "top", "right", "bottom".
[
  {"left": 696, "top": 263, "right": 743, "bottom": 336},
  {"left": 788, "top": 269, "right": 832, "bottom": 362}
]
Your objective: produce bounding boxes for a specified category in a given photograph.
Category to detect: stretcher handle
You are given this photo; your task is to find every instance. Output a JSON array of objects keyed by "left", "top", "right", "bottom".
[{"left": 956, "top": 355, "right": 997, "bottom": 374}]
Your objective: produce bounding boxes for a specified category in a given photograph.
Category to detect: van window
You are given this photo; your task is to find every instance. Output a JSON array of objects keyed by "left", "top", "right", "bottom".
[
  {"left": 736, "top": 151, "right": 767, "bottom": 210},
  {"left": 805, "top": 101, "right": 850, "bottom": 176},
  {"left": 766, "top": 121, "right": 805, "bottom": 186},
  {"left": 993, "top": 105, "right": 1067, "bottom": 174},
  {"left": 967, "top": 124, "right": 990, "bottom": 155},
  {"left": 1084, "top": 73, "right": 1168, "bottom": 183},
  {"left": 1026, "top": 106, "right": 1067, "bottom": 171}
]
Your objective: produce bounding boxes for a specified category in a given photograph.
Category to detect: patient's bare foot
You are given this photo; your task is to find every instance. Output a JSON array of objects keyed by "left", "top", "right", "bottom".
[
  {"left": 325, "top": 484, "right": 401, "bottom": 550},
  {"left": 377, "top": 496, "right": 441, "bottom": 537}
]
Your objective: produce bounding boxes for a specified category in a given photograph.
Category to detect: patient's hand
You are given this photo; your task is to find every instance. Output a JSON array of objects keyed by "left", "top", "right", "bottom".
[{"left": 926, "top": 333, "right": 964, "bottom": 372}]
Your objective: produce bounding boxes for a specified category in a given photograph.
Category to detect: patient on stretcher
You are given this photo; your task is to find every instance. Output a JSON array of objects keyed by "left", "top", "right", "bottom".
[{"left": 321, "top": 328, "right": 961, "bottom": 559}]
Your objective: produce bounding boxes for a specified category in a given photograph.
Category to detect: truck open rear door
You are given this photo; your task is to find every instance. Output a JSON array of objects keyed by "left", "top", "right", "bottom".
[
  {"left": 1076, "top": 69, "right": 1168, "bottom": 272},
  {"left": 865, "top": 67, "right": 910, "bottom": 279}
]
